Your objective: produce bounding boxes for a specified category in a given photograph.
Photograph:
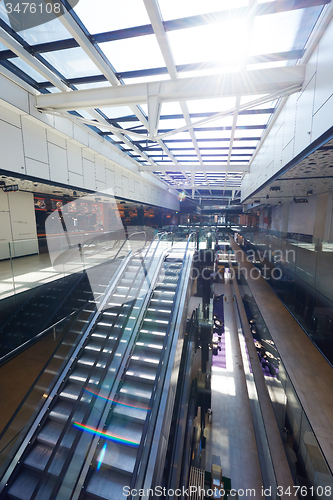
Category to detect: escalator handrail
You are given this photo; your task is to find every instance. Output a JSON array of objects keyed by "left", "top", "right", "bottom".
[
  {"left": 68, "top": 233, "right": 174, "bottom": 500},
  {"left": 114, "top": 230, "right": 147, "bottom": 260},
  {"left": 131, "top": 231, "right": 196, "bottom": 490}
]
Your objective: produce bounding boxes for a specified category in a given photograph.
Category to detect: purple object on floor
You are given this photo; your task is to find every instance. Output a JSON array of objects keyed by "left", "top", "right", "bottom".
[{"left": 212, "top": 295, "right": 226, "bottom": 369}]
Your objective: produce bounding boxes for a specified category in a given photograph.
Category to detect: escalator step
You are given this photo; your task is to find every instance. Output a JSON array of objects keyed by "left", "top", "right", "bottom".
[
  {"left": 146, "top": 306, "right": 171, "bottom": 316},
  {"left": 131, "top": 350, "right": 160, "bottom": 366},
  {"left": 139, "top": 329, "right": 166, "bottom": 339},
  {"left": 106, "top": 418, "right": 143, "bottom": 446},
  {"left": 24, "top": 443, "right": 67, "bottom": 476},
  {"left": 7, "top": 469, "right": 55, "bottom": 500},
  {"left": 135, "top": 340, "right": 163, "bottom": 351},
  {"left": 36, "top": 421, "right": 75, "bottom": 449},
  {"left": 85, "top": 469, "right": 129, "bottom": 500},
  {"left": 119, "top": 381, "right": 152, "bottom": 402},
  {"left": 59, "top": 383, "right": 92, "bottom": 403},
  {"left": 112, "top": 399, "right": 148, "bottom": 423},
  {"left": 49, "top": 402, "right": 85, "bottom": 424},
  {"left": 77, "top": 354, "right": 106, "bottom": 369},
  {"left": 96, "top": 441, "right": 138, "bottom": 474},
  {"left": 125, "top": 363, "right": 157, "bottom": 383}
]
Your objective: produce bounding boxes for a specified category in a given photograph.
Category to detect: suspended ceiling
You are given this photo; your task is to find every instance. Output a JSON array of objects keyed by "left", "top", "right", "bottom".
[{"left": 0, "top": 0, "right": 330, "bottom": 204}]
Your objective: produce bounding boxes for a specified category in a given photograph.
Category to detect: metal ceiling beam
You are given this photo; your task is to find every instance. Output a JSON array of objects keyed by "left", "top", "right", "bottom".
[
  {"left": 0, "top": 27, "right": 68, "bottom": 91},
  {"left": 36, "top": 65, "right": 305, "bottom": 111},
  {"left": 224, "top": 0, "right": 258, "bottom": 196},
  {"left": 56, "top": 2, "right": 169, "bottom": 173},
  {"left": 34, "top": 51, "right": 304, "bottom": 88},
  {"left": 58, "top": 2, "right": 185, "bottom": 177},
  {"left": 143, "top": 0, "right": 206, "bottom": 187}
]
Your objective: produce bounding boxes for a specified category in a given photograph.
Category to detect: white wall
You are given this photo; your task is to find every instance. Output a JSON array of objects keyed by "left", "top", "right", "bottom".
[
  {"left": 0, "top": 77, "right": 179, "bottom": 211},
  {"left": 242, "top": 14, "right": 333, "bottom": 202},
  {"left": 0, "top": 190, "right": 38, "bottom": 259}
]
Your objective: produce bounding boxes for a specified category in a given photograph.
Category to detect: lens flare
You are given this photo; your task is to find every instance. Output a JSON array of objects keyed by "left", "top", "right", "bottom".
[
  {"left": 73, "top": 422, "right": 139, "bottom": 447},
  {"left": 84, "top": 388, "right": 150, "bottom": 411},
  {"left": 97, "top": 443, "right": 107, "bottom": 471}
]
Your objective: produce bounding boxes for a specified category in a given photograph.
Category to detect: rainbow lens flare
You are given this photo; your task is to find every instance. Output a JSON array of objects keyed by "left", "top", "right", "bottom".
[
  {"left": 84, "top": 388, "right": 150, "bottom": 411},
  {"left": 73, "top": 422, "right": 139, "bottom": 447}
]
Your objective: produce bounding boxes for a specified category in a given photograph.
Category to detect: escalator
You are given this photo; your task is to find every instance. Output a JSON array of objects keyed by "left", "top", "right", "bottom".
[
  {"left": 82, "top": 253, "right": 184, "bottom": 499},
  {"left": 0, "top": 236, "right": 194, "bottom": 500}
]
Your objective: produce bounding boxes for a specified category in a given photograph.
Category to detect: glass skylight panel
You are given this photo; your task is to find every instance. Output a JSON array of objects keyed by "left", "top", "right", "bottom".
[
  {"left": 167, "top": 132, "right": 192, "bottom": 141},
  {"left": 250, "top": 10, "right": 303, "bottom": 56},
  {"left": 75, "top": 82, "right": 111, "bottom": 90},
  {"left": 158, "top": 118, "right": 187, "bottom": 130},
  {"left": 160, "top": 102, "right": 184, "bottom": 116},
  {"left": 200, "top": 149, "right": 229, "bottom": 155},
  {"left": 122, "top": 74, "right": 171, "bottom": 85},
  {"left": 231, "top": 148, "right": 255, "bottom": 155},
  {"left": 100, "top": 35, "right": 165, "bottom": 73},
  {"left": 195, "top": 130, "right": 231, "bottom": 140},
  {"left": 202, "top": 156, "right": 229, "bottom": 161},
  {"left": 179, "top": 66, "right": 242, "bottom": 79},
  {"left": 17, "top": 18, "right": 72, "bottom": 45},
  {"left": 10, "top": 59, "right": 46, "bottom": 82},
  {"left": 43, "top": 47, "right": 100, "bottom": 79},
  {"left": 236, "top": 114, "right": 270, "bottom": 126},
  {"left": 234, "top": 129, "right": 264, "bottom": 138},
  {"left": 233, "top": 139, "right": 259, "bottom": 146},
  {"left": 198, "top": 141, "right": 231, "bottom": 148},
  {"left": 187, "top": 97, "right": 236, "bottom": 114},
  {"left": 168, "top": 19, "right": 249, "bottom": 66},
  {"left": 179, "top": 159, "right": 200, "bottom": 164},
  {"left": 158, "top": 0, "right": 249, "bottom": 21},
  {"left": 162, "top": 142, "right": 189, "bottom": 150},
  {"left": 74, "top": 0, "right": 150, "bottom": 34},
  {"left": 98, "top": 106, "right": 136, "bottom": 119}
]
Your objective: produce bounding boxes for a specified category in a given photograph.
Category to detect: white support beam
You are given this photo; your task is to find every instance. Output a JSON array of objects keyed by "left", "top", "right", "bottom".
[
  {"left": 0, "top": 28, "right": 69, "bottom": 91},
  {"left": 143, "top": 0, "right": 203, "bottom": 184},
  {"left": 36, "top": 66, "right": 305, "bottom": 111}
]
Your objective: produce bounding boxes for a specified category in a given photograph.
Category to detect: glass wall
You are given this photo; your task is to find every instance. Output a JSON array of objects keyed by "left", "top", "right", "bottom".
[
  {"left": 236, "top": 267, "right": 333, "bottom": 499},
  {"left": 239, "top": 229, "right": 333, "bottom": 364}
]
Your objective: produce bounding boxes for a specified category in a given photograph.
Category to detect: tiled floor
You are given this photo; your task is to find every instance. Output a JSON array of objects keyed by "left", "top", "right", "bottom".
[{"left": 205, "top": 279, "right": 264, "bottom": 498}]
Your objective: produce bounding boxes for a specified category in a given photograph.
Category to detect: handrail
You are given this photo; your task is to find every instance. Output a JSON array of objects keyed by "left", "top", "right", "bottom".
[
  {"left": 114, "top": 230, "right": 147, "bottom": 260},
  {"left": 131, "top": 232, "right": 196, "bottom": 490}
]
